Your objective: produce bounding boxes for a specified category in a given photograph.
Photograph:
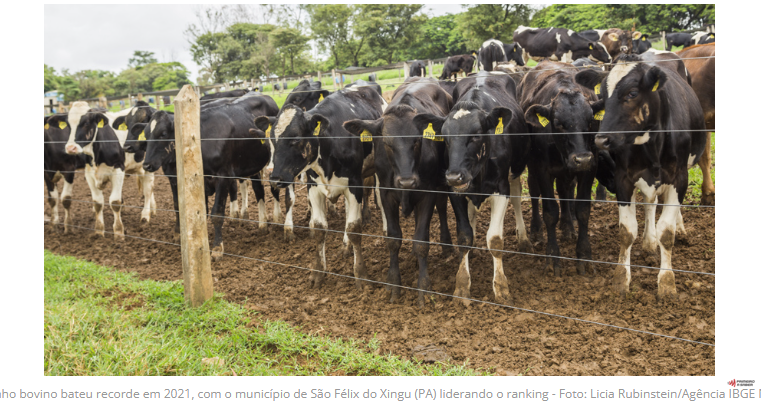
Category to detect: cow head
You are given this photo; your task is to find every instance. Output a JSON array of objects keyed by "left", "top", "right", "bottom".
[
  {"left": 254, "top": 104, "right": 322, "bottom": 188},
  {"left": 504, "top": 43, "right": 525, "bottom": 66},
  {"left": 414, "top": 104, "right": 512, "bottom": 193},
  {"left": 116, "top": 102, "right": 155, "bottom": 153},
  {"left": 588, "top": 41, "right": 612, "bottom": 64},
  {"left": 344, "top": 105, "right": 424, "bottom": 189},
  {"left": 123, "top": 123, "right": 148, "bottom": 154},
  {"left": 71, "top": 112, "right": 109, "bottom": 155},
  {"left": 525, "top": 89, "right": 596, "bottom": 172},
  {"left": 284, "top": 80, "right": 330, "bottom": 112},
  {"left": 142, "top": 111, "right": 175, "bottom": 172},
  {"left": 45, "top": 115, "right": 69, "bottom": 135},
  {"left": 576, "top": 55, "right": 668, "bottom": 151}
]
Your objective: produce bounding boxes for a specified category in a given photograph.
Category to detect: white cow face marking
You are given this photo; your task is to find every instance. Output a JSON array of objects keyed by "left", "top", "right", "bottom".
[
  {"left": 453, "top": 109, "right": 470, "bottom": 120},
  {"left": 275, "top": 108, "right": 297, "bottom": 138},
  {"left": 633, "top": 131, "right": 650, "bottom": 145},
  {"left": 606, "top": 62, "right": 637, "bottom": 96}
]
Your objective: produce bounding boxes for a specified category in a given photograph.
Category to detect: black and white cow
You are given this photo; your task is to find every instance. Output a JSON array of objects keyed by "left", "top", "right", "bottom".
[
  {"left": 201, "top": 89, "right": 248, "bottom": 101},
  {"left": 284, "top": 80, "right": 331, "bottom": 112},
  {"left": 518, "top": 61, "right": 601, "bottom": 276},
  {"left": 692, "top": 32, "right": 715, "bottom": 45},
  {"left": 45, "top": 115, "right": 88, "bottom": 234},
  {"left": 409, "top": 60, "right": 427, "bottom": 77},
  {"left": 503, "top": 42, "right": 526, "bottom": 66},
  {"left": 251, "top": 86, "right": 386, "bottom": 290},
  {"left": 513, "top": 26, "right": 611, "bottom": 64},
  {"left": 142, "top": 93, "right": 280, "bottom": 260},
  {"left": 478, "top": 39, "right": 507, "bottom": 71},
  {"left": 665, "top": 33, "right": 693, "bottom": 51},
  {"left": 63, "top": 102, "right": 156, "bottom": 238},
  {"left": 343, "top": 77, "right": 455, "bottom": 305},
  {"left": 578, "top": 29, "right": 608, "bottom": 42},
  {"left": 632, "top": 34, "right": 652, "bottom": 54},
  {"left": 439, "top": 54, "right": 477, "bottom": 81},
  {"left": 345, "top": 79, "right": 382, "bottom": 96},
  {"left": 575, "top": 53, "right": 706, "bottom": 299},
  {"left": 413, "top": 71, "right": 532, "bottom": 304}
]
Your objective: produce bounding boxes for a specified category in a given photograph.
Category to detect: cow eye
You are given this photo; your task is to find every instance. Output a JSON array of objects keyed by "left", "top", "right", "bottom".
[
  {"left": 627, "top": 90, "right": 639, "bottom": 99},
  {"left": 290, "top": 139, "right": 300, "bottom": 146}
]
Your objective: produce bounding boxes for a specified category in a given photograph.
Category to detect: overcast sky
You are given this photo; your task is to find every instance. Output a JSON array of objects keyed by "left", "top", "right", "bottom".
[{"left": 44, "top": 4, "right": 466, "bottom": 83}]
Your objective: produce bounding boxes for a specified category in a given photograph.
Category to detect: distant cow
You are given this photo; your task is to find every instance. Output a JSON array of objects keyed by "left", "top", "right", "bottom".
[
  {"left": 439, "top": 54, "right": 477, "bottom": 81},
  {"left": 284, "top": 80, "right": 330, "bottom": 112},
  {"left": 677, "top": 43, "right": 715, "bottom": 205},
  {"left": 343, "top": 77, "right": 454, "bottom": 305},
  {"left": 632, "top": 34, "right": 652, "bottom": 54},
  {"left": 503, "top": 43, "right": 526, "bottom": 66},
  {"left": 201, "top": 89, "right": 248, "bottom": 101},
  {"left": 45, "top": 115, "right": 88, "bottom": 234},
  {"left": 578, "top": 29, "right": 608, "bottom": 42},
  {"left": 600, "top": 29, "right": 639, "bottom": 60},
  {"left": 513, "top": 26, "right": 611, "bottom": 64},
  {"left": 409, "top": 60, "right": 427, "bottom": 77},
  {"left": 576, "top": 53, "right": 706, "bottom": 299},
  {"left": 345, "top": 79, "right": 382, "bottom": 96},
  {"left": 692, "top": 32, "right": 715, "bottom": 45},
  {"left": 665, "top": 33, "right": 693, "bottom": 51}
]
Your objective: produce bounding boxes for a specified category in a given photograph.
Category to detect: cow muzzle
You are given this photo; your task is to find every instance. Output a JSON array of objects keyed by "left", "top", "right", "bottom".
[
  {"left": 569, "top": 152, "right": 594, "bottom": 172},
  {"left": 142, "top": 162, "right": 159, "bottom": 173},
  {"left": 445, "top": 171, "right": 470, "bottom": 192},
  {"left": 65, "top": 144, "right": 82, "bottom": 155},
  {"left": 395, "top": 175, "right": 419, "bottom": 190},
  {"left": 595, "top": 136, "right": 611, "bottom": 151}
]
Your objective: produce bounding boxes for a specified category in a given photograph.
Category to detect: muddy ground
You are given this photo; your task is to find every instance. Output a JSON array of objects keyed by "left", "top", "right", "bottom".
[{"left": 43, "top": 171, "right": 715, "bottom": 375}]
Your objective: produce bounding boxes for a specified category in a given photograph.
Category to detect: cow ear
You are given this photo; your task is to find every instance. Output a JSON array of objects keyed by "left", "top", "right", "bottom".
[
  {"left": 575, "top": 69, "right": 607, "bottom": 92},
  {"left": 112, "top": 116, "right": 126, "bottom": 130},
  {"left": 484, "top": 107, "right": 513, "bottom": 133},
  {"left": 316, "top": 90, "right": 330, "bottom": 102},
  {"left": 640, "top": 34, "right": 648, "bottom": 41},
  {"left": 249, "top": 127, "right": 265, "bottom": 139},
  {"left": 608, "top": 33, "right": 619, "bottom": 42},
  {"left": 643, "top": 66, "right": 668, "bottom": 92},
  {"left": 308, "top": 113, "right": 329, "bottom": 137},
  {"left": 93, "top": 113, "right": 109, "bottom": 128},
  {"left": 412, "top": 113, "right": 446, "bottom": 136},
  {"left": 130, "top": 123, "right": 147, "bottom": 140},
  {"left": 343, "top": 118, "right": 382, "bottom": 138},
  {"left": 632, "top": 31, "right": 642, "bottom": 40},
  {"left": 254, "top": 116, "right": 275, "bottom": 132},
  {"left": 524, "top": 105, "right": 552, "bottom": 129},
  {"left": 590, "top": 99, "right": 605, "bottom": 114},
  {"left": 46, "top": 115, "right": 66, "bottom": 129}
]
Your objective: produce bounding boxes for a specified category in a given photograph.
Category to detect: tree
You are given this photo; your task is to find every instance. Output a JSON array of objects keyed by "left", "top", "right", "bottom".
[
  {"left": 305, "top": 4, "right": 354, "bottom": 68},
  {"left": 457, "top": 4, "right": 535, "bottom": 48},
  {"left": 128, "top": 51, "right": 158, "bottom": 67},
  {"left": 271, "top": 27, "right": 311, "bottom": 74},
  {"left": 405, "top": 14, "right": 468, "bottom": 59},
  {"left": 44, "top": 64, "right": 58, "bottom": 93},
  {"left": 355, "top": 5, "right": 426, "bottom": 64}
]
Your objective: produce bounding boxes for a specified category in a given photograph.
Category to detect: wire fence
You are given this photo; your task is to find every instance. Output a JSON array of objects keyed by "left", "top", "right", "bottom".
[{"left": 44, "top": 221, "right": 715, "bottom": 348}]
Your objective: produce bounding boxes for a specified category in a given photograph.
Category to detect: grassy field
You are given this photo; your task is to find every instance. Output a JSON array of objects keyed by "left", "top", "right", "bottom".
[{"left": 44, "top": 251, "right": 480, "bottom": 376}]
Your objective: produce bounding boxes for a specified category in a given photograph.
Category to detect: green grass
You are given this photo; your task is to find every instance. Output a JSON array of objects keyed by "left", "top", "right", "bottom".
[
  {"left": 685, "top": 131, "right": 715, "bottom": 204},
  {"left": 44, "top": 251, "right": 480, "bottom": 376}
]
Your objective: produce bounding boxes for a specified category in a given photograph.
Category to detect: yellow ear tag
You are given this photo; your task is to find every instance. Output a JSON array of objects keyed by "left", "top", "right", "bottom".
[
  {"left": 313, "top": 121, "right": 321, "bottom": 136},
  {"left": 423, "top": 123, "right": 442, "bottom": 141},
  {"left": 262, "top": 125, "right": 271, "bottom": 144},
  {"left": 44, "top": 123, "right": 49, "bottom": 130},
  {"left": 360, "top": 130, "right": 372, "bottom": 142},
  {"left": 589, "top": 44, "right": 593, "bottom": 50},
  {"left": 97, "top": 119, "right": 104, "bottom": 128},
  {"left": 610, "top": 36, "right": 618, "bottom": 42},
  {"left": 118, "top": 123, "right": 128, "bottom": 130},
  {"left": 536, "top": 114, "right": 549, "bottom": 127},
  {"left": 59, "top": 121, "right": 67, "bottom": 129},
  {"left": 138, "top": 130, "right": 146, "bottom": 141},
  {"left": 513, "top": 47, "right": 517, "bottom": 53},
  {"left": 633, "top": 32, "right": 642, "bottom": 40},
  {"left": 319, "top": 94, "right": 324, "bottom": 102},
  {"left": 709, "top": 34, "right": 714, "bottom": 38},
  {"left": 652, "top": 80, "right": 659, "bottom": 92},
  {"left": 472, "top": 52, "right": 477, "bottom": 56},
  {"left": 594, "top": 109, "right": 605, "bottom": 121},
  {"left": 495, "top": 117, "right": 504, "bottom": 134},
  {"left": 594, "top": 83, "right": 601, "bottom": 95}
]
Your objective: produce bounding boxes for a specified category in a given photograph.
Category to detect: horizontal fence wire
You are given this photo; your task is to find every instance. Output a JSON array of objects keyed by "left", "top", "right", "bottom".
[
  {"left": 42, "top": 169, "right": 717, "bottom": 209},
  {"left": 44, "top": 220, "right": 716, "bottom": 348},
  {"left": 45, "top": 195, "right": 716, "bottom": 277}
]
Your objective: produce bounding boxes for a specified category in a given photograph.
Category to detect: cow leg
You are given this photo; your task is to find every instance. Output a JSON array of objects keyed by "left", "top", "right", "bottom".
[
  {"left": 642, "top": 193, "right": 659, "bottom": 262},
  {"left": 435, "top": 193, "right": 454, "bottom": 258},
  {"left": 139, "top": 171, "right": 155, "bottom": 224},
  {"left": 381, "top": 190, "right": 402, "bottom": 301},
  {"left": 109, "top": 169, "right": 126, "bottom": 241},
  {"left": 45, "top": 174, "right": 59, "bottom": 228},
  {"left": 307, "top": 185, "right": 328, "bottom": 288},
  {"left": 656, "top": 186, "right": 680, "bottom": 300},
  {"left": 699, "top": 134, "right": 715, "bottom": 205},
  {"left": 538, "top": 173, "right": 561, "bottom": 276},
  {"left": 271, "top": 185, "right": 282, "bottom": 224},
  {"left": 511, "top": 176, "right": 533, "bottom": 252},
  {"left": 362, "top": 176, "right": 374, "bottom": 223},
  {"left": 575, "top": 173, "right": 595, "bottom": 275},
  {"left": 595, "top": 181, "right": 607, "bottom": 202},
  {"left": 210, "top": 178, "right": 229, "bottom": 261},
  {"left": 613, "top": 192, "right": 638, "bottom": 296},
  {"left": 487, "top": 194, "right": 511, "bottom": 304},
  {"left": 528, "top": 168, "right": 544, "bottom": 244},
  {"left": 341, "top": 200, "right": 352, "bottom": 257},
  {"left": 283, "top": 184, "right": 295, "bottom": 242},
  {"left": 453, "top": 197, "right": 475, "bottom": 305},
  {"left": 251, "top": 178, "right": 267, "bottom": 234},
  {"left": 229, "top": 180, "right": 240, "bottom": 220},
  {"left": 345, "top": 186, "right": 368, "bottom": 290},
  {"left": 85, "top": 168, "right": 106, "bottom": 237},
  {"left": 169, "top": 176, "right": 180, "bottom": 242},
  {"left": 239, "top": 179, "right": 249, "bottom": 219},
  {"left": 61, "top": 174, "right": 75, "bottom": 234},
  {"left": 676, "top": 208, "right": 686, "bottom": 238},
  {"left": 375, "top": 175, "right": 388, "bottom": 236},
  {"left": 557, "top": 179, "right": 575, "bottom": 243},
  {"left": 412, "top": 195, "right": 437, "bottom": 307}
]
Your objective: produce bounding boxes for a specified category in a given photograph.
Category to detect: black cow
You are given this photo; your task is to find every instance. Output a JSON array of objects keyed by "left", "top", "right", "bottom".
[
  {"left": 693, "top": 32, "right": 715, "bottom": 45},
  {"left": 518, "top": 61, "right": 600, "bottom": 276},
  {"left": 44, "top": 115, "right": 88, "bottom": 234},
  {"left": 343, "top": 77, "right": 454, "bottom": 306},
  {"left": 575, "top": 53, "right": 706, "bottom": 299},
  {"left": 200, "top": 89, "right": 248, "bottom": 101},
  {"left": 478, "top": 39, "right": 508, "bottom": 71},
  {"left": 251, "top": 86, "right": 386, "bottom": 290},
  {"left": 413, "top": 71, "right": 532, "bottom": 304},
  {"left": 665, "top": 33, "right": 693, "bottom": 51},
  {"left": 633, "top": 34, "right": 652, "bottom": 54},
  {"left": 578, "top": 29, "right": 607, "bottom": 42},
  {"left": 513, "top": 26, "right": 611, "bottom": 64},
  {"left": 409, "top": 60, "right": 427, "bottom": 77},
  {"left": 345, "top": 79, "right": 382, "bottom": 96},
  {"left": 503, "top": 42, "right": 526, "bottom": 66},
  {"left": 440, "top": 54, "right": 477, "bottom": 81},
  {"left": 142, "top": 94, "right": 280, "bottom": 260},
  {"left": 572, "top": 57, "right": 603, "bottom": 70},
  {"left": 284, "top": 80, "right": 330, "bottom": 112}
]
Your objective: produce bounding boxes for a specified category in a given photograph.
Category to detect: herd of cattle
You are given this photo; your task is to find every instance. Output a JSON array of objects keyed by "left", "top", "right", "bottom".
[{"left": 44, "top": 26, "right": 715, "bottom": 307}]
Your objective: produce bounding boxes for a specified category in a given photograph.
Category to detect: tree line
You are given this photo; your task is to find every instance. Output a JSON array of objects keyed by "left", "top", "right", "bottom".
[{"left": 45, "top": 4, "right": 714, "bottom": 101}]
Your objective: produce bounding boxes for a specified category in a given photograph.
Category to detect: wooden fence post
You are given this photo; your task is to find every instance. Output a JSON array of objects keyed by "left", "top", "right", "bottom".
[
  {"left": 661, "top": 31, "right": 666, "bottom": 50},
  {"left": 137, "top": 93, "right": 143, "bottom": 101},
  {"left": 173, "top": 85, "right": 213, "bottom": 307},
  {"left": 428, "top": 60, "right": 434, "bottom": 78},
  {"left": 403, "top": 62, "right": 410, "bottom": 80}
]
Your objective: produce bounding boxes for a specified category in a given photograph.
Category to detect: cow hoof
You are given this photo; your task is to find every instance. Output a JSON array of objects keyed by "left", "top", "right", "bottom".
[
  {"left": 517, "top": 239, "right": 534, "bottom": 253},
  {"left": 560, "top": 228, "right": 575, "bottom": 243},
  {"left": 140, "top": 217, "right": 150, "bottom": 225},
  {"left": 612, "top": 266, "right": 629, "bottom": 297},
  {"left": 529, "top": 230, "right": 543, "bottom": 244},
  {"left": 284, "top": 229, "right": 295, "bottom": 243},
  {"left": 576, "top": 261, "right": 596, "bottom": 276},
  {"left": 257, "top": 225, "right": 268, "bottom": 236},
  {"left": 114, "top": 233, "right": 125, "bottom": 242},
  {"left": 63, "top": 225, "right": 71, "bottom": 235},
  {"left": 657, "top": 271, "right": 677, "bottom": 301},
  {"left": 493, "top": 293, "right": 513, "bottom": 306},
  {"left": 173, "top": 231, "right": 181, "bottom": 242},
  {"left": 452, "top": 287, "right": 471, "bottom": 306},
  {"left": 389, "top": 290, "right": 401, "bottom": 303},
  {"left": 211, "top": 245, "right": 224, "bottom": 262},
  {"left": 700, "top": 193, "right": 715, "bottom": 206},
  {"left": 341, "top": 243, "right": 352, "bottom": 258},
  {"left": 308, "top": 271, "right": 325, "bottom": 289}
]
